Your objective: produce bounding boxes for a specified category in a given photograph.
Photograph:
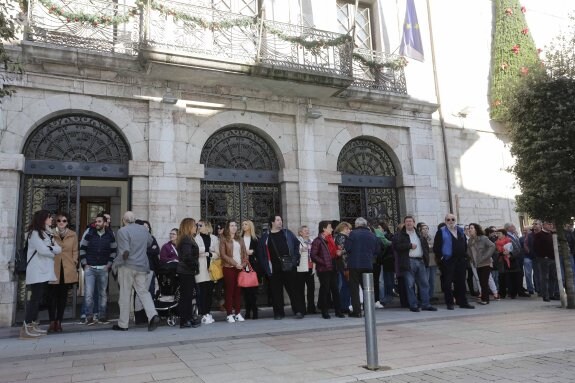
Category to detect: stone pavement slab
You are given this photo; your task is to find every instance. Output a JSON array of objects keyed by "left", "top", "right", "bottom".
[{"left": 0, "top": 299, "right": 573, "bottom": 382}]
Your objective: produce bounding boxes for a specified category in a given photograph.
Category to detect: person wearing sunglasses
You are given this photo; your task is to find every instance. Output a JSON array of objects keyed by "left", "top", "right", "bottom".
[
  {"left": 48, "top": 212, "right": 79, "bottom": 333},
  {"left": 433, "top": 214, "right": 475, "bottom": 310}
]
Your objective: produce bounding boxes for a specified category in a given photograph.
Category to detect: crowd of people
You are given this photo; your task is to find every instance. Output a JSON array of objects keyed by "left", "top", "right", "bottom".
[{"left": 20, "top": 209, "right": 575, "bottom": 339}]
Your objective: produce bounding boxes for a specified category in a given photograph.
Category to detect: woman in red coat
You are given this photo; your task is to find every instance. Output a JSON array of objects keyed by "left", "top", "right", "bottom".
[{"left": 310, "top": 220, "right": 345, "bottom": 319}]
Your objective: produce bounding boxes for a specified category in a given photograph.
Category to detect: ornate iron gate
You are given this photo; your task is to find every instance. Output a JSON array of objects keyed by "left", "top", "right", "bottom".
[
  {"left": 200, "top": 128, "right": 280, "bottom": 233},
  {"left": 17, "top": 114, "right": 131, "bottom": 314},
  {"left": 338, "top": 138, "right": 400, "bottom": 226},
  {"left": 16, "top": 176, "right": 79, "bottom": 310}
]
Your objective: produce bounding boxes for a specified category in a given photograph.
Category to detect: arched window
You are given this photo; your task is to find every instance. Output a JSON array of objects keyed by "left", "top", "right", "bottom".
[
  {"left": 338, "top": 138, "right": 400, "bottom": 225},
  {"left": 200, "top": 127, "right": 280, "bottom": 232}
]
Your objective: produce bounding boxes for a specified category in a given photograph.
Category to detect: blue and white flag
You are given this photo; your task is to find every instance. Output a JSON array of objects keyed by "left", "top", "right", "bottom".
[{"left": 399, "top": 0, "right": 424, "bottom": 62}]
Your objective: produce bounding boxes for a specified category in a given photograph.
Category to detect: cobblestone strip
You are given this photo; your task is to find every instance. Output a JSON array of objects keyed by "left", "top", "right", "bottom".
[{"left": 357, "top": 349, "right": 575, "bottom": 383}]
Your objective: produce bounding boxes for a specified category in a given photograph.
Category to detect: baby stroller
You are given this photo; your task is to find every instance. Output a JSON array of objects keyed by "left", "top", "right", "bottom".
[
  {"left": 154, "top": 263, "right": 180, "bottom": 326},
  {"left": 154, "top": 263, "right": 199, "bottom": 327}
]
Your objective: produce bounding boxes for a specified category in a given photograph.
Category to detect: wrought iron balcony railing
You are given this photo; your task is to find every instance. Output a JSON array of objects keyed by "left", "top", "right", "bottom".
[
  {"left": 28, "top": 0, "right": 140, "bottom": 55},
  {"left": 259, "top": 19, "right": 353, "bottom": 78},
  {"left": 352, "top": 48, "right": 408, "bottom": 94},
  {"left": 26, "top": 0, "right": 407, "bottom": 94},
  {"left": 144, "top": 0, "right": 259, "bottom": 62}
]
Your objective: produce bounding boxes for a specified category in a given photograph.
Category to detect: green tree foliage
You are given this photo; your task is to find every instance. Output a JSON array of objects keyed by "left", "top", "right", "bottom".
[
  {"left": 0, "top": 0, "right": 24, "bottom": 101},
  {"left": 545, "top": 14, "right": 575, "bottom": 79},
  {"left": 506, "top": 15, "right": 575, "bottom": 308},
  {"left": 490, "top": 0, "right": 539, "bottom": 120}
]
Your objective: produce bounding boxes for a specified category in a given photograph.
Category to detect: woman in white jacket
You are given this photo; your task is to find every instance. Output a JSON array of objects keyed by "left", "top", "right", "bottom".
[
  {"left": 195, "top": 220, "right": 220, "bottom": 324},
  {"left": 21, "top": 210, "right": 61, "bottom": 339}
]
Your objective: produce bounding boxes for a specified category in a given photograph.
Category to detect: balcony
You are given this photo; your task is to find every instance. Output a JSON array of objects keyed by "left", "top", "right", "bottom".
[{"left": 25, "top": 0, "right": 407, "bottom": 97}]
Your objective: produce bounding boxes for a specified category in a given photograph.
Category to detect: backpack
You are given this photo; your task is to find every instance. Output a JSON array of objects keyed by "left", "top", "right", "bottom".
[{"left": 14, "top": 234, "right": 37, "bottom": 275}]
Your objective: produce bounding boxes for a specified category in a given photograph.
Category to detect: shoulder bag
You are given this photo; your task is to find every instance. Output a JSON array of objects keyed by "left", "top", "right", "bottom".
[{"left": 269, "top": 233, "right": 293, "bottom": 271}]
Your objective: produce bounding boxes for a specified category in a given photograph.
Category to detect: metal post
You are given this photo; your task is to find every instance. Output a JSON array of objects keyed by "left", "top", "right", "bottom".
[{"left": 362, "top": 273, "right": 379, "bottom": 370}]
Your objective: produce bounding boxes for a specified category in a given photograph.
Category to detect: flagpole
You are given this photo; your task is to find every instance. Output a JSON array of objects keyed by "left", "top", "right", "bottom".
[{"left": 425, "top": 0, "right": 454, "bottom": 213}]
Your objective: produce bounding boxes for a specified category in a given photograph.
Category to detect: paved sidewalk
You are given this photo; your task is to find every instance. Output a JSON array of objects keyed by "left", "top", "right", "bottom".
[{"left": 0, "top": 298, "right": 573, "bottom": 382}]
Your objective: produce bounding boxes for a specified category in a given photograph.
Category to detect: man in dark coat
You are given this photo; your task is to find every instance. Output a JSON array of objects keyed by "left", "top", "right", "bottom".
[
  {"left": 434, "top": 213, "right": 474, "bottom": 310},
  {"left": 258, "top": 215, "right": 304, "bottom": 319},
  {"left": 344, "top": 217, "right": 379, "bottom": 317}
]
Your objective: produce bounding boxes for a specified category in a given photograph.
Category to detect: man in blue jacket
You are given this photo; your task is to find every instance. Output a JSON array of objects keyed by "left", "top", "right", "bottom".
[
  {"left": 79, "top": 213, "right": 117, "bottom": 325},
  {"left": 434, "top": 213, "right": 474, "bottom": 310},
  {"left": 258, "top": 215, "right": 304, "bottom": 319},
  {"left": 344, "top": 217, "right": 379, "bottom": 317}
]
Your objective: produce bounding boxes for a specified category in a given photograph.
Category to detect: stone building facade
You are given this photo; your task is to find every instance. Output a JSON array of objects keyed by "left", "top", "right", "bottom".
[{"left": 0, "top": 0, "right": 572, "bottom": 325}]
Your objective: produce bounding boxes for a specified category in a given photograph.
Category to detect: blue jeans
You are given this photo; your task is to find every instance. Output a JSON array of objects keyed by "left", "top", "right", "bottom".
[
  {"left": 427, "top": 266, "right": 437, "bottom": 298},
  {"left": 404, "top": 258, "right": 430, "bottom": 309},
  {"left": 81, "top": 289, "right": 99, "bottom": 317},
  {"left": 84, "top": 266, "right": 109, "bottom": 318},
  {"left": 338, "top": 272, "right": 350, "bottom": 311},
  {"left": 523, "top": 257, "right": 534, "bottom": 293},
  {"left": 382, "top": 271, "right": 395, "bottom": 305}
]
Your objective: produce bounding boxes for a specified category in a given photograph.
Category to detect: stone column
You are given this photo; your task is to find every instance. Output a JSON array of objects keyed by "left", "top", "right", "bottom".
[
  {"left": 0, "top": 153, "right": 25, "bottom": 326},
  {"left": 405, "top": 120, "right": 442, "bottom": 224}
]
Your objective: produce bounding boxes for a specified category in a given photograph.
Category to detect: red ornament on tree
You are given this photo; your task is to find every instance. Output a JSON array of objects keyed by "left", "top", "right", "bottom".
[
  {"left": 505, "top": 8, "right": 513, "bottom": 15},
  {"left": 512, "top": 45, "right": 521, "bottom": 55},
  {"left": 521, "top": 28, "right": 529, "bottom": 35},
  {"left": 520, "top": 67, "right": 529, "bottom": 75},
  {"left": 521, "top": 6, "right": 526, "bottom": 13}
]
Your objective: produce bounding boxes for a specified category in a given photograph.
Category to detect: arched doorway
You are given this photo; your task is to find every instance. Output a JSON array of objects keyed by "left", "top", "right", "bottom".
[
  {"left": 200, "top": 127, "right": 281, "bottom": 233},
  {"left": 17, "top": 114, "right": 131, "bottom": 317},
  {"left": 337, "top": 138, "right": 400, "bottom": 226}
]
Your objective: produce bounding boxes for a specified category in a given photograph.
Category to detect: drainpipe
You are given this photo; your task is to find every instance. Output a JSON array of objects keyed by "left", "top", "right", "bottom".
[{"left": 426, "top": 0, "right": 453, "bottom": 213}]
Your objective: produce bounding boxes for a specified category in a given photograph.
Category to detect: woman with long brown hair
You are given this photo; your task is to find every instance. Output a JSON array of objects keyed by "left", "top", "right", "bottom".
[
  {"left": 49, "top": 212, "right": 79, "bottom": 333},
  {"left": 219, "top": 220, "right": 248, "bottom": 323},
  {"left": 176, "top": 218, "right": 200, "bottom": 328},
  {"left": 21, "top": 210, "right": 61, "bottom": 339}
]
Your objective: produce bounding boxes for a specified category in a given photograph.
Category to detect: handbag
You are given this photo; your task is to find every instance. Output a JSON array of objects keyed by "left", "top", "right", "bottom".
[
  {"left": 269, "top": 233, "right": 293, "bottom": 272},
  {"left": 238, "top": 263, "right": 259, "bottom": 288},
  {"left": 208, "top": 258, "right": 223, "bottom": 281}
]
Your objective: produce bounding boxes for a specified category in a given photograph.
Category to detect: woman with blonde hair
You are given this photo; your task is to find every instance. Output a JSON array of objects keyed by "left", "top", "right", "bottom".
[
  {"left": 195, "top": 219, "right": 220, "bottom": 324},
  {"left": 49, "top": 212, "right": 79, "bottom": 333},
  {"left": 176, "top": 218, "right": 200, "bottom": 328},
  {"left": 241, "top": 220, "right": 260, "bottom": 319},
  {"left": 219, "top": 220, "right": 248, "bottom": 323}
]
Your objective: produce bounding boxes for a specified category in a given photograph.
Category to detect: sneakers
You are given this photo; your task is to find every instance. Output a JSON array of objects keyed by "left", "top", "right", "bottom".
[
  {"left": 30, "top": 321, "right": 47, "bottom": 334},
  {"left": 201, "top": 314, "right": 215, "bottom": 324},
  {"left": 226, "top": 314, "right": 236, "bottom": 323},
  {"left": 374, "top": 301, "right": 385, "bottom": 309},
  {"left": 234, "top": 313, "right": 245, "bottom": 322},
  {"left": 19, "top": 322, "right": 44, "bottom": 339}
]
